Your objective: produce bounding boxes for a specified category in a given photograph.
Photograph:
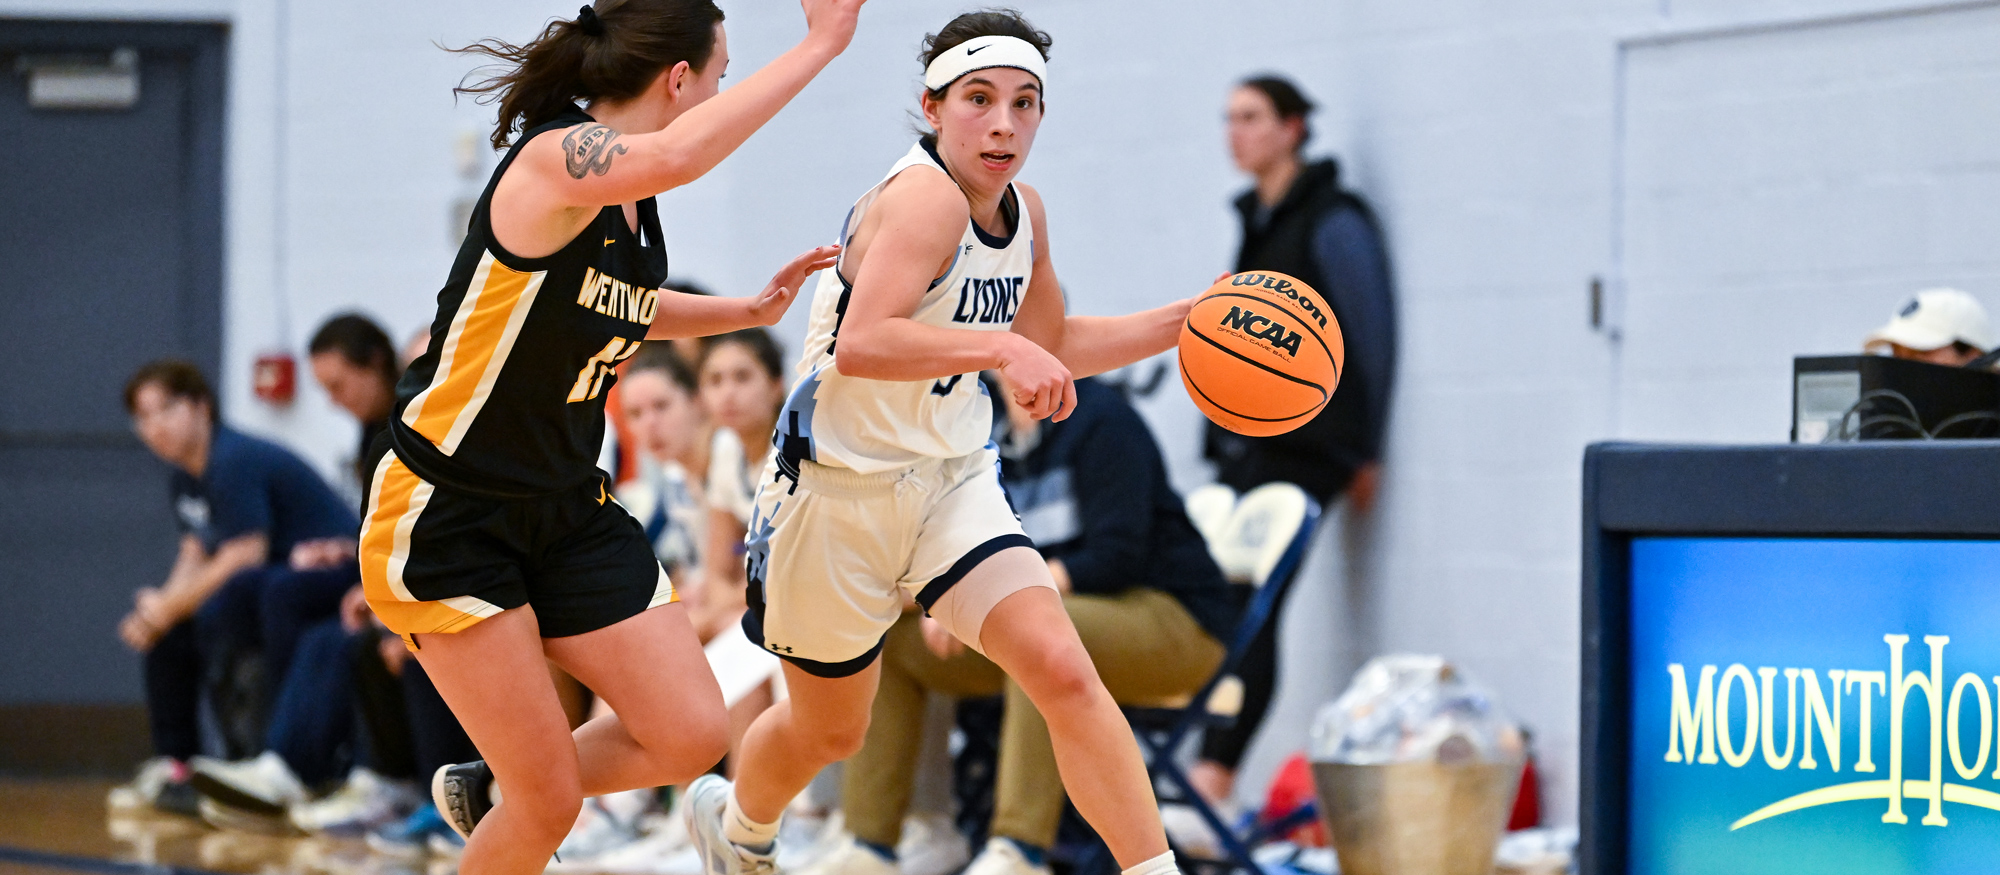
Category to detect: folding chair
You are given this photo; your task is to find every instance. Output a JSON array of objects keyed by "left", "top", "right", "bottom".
[
  {"left": 1183, "top": 484, "right": 1239, "bottom": 548},
  {"left": 1124, "top": 482, "right": 1322, "bottom": 875}
]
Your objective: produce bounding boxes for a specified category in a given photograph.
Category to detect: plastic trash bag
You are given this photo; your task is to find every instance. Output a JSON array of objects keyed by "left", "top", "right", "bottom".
[{"left": 1310, "top": 655, "right": 1524, "bottom": 766}]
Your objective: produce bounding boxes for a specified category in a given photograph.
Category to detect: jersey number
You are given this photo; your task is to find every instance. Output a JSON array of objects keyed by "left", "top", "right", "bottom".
[
  {"left": 931, "top": 375, "right": 963, "bottom": 396},
  {"left": 569, "top": 338, "right": 641, "bottom": 403}
]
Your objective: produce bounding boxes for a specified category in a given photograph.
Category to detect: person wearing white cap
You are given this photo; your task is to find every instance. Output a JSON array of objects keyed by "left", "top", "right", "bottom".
[
  {"left": 684, "top": 11, "right": 1201, "bottom": 875},
  {"left": 1864, "top": 288, "right": 1994, "bottom": 367}
]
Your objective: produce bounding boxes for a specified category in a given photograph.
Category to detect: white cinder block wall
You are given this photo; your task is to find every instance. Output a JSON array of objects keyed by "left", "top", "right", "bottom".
[{"left": 13, "top": 0, "right": 2000, "bottom": 826}]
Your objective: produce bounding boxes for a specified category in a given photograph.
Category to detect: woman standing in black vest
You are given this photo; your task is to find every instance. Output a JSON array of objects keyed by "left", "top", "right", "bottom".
[{"left": 1190, "top": 75, "right": 1397, "bottom": 811}]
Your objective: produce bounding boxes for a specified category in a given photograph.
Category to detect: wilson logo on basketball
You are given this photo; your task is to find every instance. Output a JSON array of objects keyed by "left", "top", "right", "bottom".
[
  {"left": 1218, "top": 305, "right": 1303, "bottom": 355},
  {"left": 1231, "top": 273, "right": 1329, "bottom": 330},
  {"left": 1179, "top": 270, "right": 1344, "bottom": 438}
]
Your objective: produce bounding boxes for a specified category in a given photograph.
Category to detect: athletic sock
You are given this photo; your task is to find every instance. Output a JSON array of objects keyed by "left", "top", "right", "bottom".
[
  {"left": 1122, "top": 850, "right": 1179, "bottom": 875},
  {"left": 856, "top": 839, "right": 898, "bottom": 862},
  {"left": 1001, "top": 838, "right": 1047, "bottom": 867},
  {"left": 722, "top": 791, "right": 780, "bottom": 852}
]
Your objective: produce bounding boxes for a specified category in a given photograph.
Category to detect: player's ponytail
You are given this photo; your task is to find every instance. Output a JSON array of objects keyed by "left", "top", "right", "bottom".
[{"left": 451, "top": 0, "right": 726, "bottom": 150}]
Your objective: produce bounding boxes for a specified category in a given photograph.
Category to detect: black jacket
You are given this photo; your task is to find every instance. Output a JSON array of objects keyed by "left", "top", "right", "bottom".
[
  {"left": 999, "top": 379, "right": 1237, "bottom": 643},
  {"left": 1203, "top": 158, "right": 1396, "bottom": 504}
]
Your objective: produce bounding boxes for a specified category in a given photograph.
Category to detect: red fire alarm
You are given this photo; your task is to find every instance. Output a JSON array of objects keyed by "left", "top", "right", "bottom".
[{"left": 254, "top": 352, "right": 297, "bottom": 405}]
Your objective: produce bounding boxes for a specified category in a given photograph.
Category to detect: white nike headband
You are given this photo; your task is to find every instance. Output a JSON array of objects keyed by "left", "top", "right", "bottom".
[{"left": 922, "top": 35, "right": 1047, "bottom": 93}]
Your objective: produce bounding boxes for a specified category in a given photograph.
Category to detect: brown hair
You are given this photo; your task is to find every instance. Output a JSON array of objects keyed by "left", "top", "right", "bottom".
[
  {"left": 124, "top": 359, "right": 219, "bottom": 423},
  {"left": 308, "top": 313, "right": 400, "bottom": 391},
  {"left": 626, "top": 342, "right": 698, "bottom": 394},
  {"left": 1240, "top": 75, "right": 1315, "bottom": 154},
  {"left": 699, "top": 328, "right": 785, "bottom": 383},
  {"left": 919, "top": 8, "right": 1051, "bottom": 100},
  {"left": 452, "top": 1, "right": 726, "bottom": 149}
]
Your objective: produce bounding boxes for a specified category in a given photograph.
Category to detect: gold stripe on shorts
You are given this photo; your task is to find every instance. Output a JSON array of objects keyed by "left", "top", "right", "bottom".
[{"left": 359, "top": 452, "right": 503, "bottom": 637}]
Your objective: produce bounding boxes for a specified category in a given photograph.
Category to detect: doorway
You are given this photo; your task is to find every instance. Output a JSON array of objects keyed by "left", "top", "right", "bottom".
[{"left": 0, "top": 19, "right": 225, "bottom": 772}]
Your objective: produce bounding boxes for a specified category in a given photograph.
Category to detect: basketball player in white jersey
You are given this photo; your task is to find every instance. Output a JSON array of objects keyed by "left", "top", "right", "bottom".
[{"left": 686, "top": 12, "right": 1195, "bottom": 875}]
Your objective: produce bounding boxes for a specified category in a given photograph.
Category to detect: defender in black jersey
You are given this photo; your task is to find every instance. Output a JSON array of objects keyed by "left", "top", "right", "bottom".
[{"left": 355, "top": 2, "right": 865, "bottom": 872}]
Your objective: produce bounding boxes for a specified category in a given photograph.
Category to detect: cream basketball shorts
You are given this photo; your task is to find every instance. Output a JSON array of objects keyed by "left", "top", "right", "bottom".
[{"left": 740, "top": 446, "right": 1043, "bottom": 677}]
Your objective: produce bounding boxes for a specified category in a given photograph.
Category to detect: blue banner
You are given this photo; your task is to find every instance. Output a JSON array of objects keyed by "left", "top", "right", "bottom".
[{"left": 1629, "top": 537, "right": 2000, "bottom": 875}]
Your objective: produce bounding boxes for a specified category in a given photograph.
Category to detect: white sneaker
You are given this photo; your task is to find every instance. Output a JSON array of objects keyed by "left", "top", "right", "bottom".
[
  {"left": 685, "top": 775, "right": 778, "bottom": 875},
  {"left": 896, "top": 814, "right": 970, "bottom": 875},
  {"left": 548, "top": 796, "right": 647, "bottom": 870},
  {"left": 107, "top": 756, "right": 197, "bottom": 816},
  {"left": 196, "top": 795, "right": 296, "bottom": 836},
  {"left": 1160, "top": 804, "right": 1227, "bottom": 860},
  {"left": 584, "top": 828, "right": 703, "bottom": 875},
  {"left": 643, "top": 799, "right": 694, "bottom": 856},
  {"left": 777, "top": 806, "right": 836, "bottom": 870},
  {"left": 190, "top": 751, "right": 308, "bottom": 817},
  {"left": 961, "top": 838, "right": 1049, "bottom": 875},
  {"left": 798, "top": 835, "right": 899, "bottom": 875},
  {"left": 291, "top": 768, "right": 423, "bottom": 834}
]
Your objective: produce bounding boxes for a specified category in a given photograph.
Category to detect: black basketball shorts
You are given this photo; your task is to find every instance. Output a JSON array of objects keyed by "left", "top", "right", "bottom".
[{"left": 358, "top": 450, "right": 675, "bottom": 646}]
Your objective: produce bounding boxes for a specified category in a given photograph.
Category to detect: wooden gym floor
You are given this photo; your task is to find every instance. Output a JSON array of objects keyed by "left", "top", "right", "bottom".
[{"left": 0, "top": 779, "right": 452, "bottom": 875}]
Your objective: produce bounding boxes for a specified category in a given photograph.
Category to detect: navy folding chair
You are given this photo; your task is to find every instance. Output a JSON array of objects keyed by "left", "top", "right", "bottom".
[{"left": 1121, "top": 482, "right": 1322, "bottom": 875}]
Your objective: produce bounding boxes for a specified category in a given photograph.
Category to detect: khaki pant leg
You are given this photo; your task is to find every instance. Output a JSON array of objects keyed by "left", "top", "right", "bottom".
[
  {"left": 844, "top": 611, "right": 1007, "bottom": 847},
  {"left": 990, "top": 590, "right": 1226, "bottom": 848}
]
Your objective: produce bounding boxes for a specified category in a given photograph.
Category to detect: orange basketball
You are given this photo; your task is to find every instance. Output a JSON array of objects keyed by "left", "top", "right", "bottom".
[{"left": 1178, "top": 271, "right": 1344, "bottom": 437}]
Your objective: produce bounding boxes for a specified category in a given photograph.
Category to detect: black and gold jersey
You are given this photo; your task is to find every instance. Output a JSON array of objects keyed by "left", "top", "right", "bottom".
[{"left": 389, "top": 106, "right": 666, "bottom": 499}]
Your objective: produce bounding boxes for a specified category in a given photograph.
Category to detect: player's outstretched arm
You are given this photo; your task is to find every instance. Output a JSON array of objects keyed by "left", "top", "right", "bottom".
[
  {"left": 1009, "top": 185, "right": 1192, "bottom": 379},
  {"left": 835, "top": 169, "right": 1074, "bottom": 420},
  {"left": 516, "top": 0, "right": 866, "bottom": 209},
  {"left": 645, "top": 244, "right": 838, "bottom": 340}
]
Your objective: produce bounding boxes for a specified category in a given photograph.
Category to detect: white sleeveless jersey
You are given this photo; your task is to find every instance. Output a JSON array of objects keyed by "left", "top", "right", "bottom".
[{"left": 774, "top": 141, "right": 1035, "bottom": 476}]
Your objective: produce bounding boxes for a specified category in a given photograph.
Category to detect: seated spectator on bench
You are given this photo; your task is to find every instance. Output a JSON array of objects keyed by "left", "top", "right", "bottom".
[
  {"left": 308, "top": 313, "right": 401, "bottom": 495},
  {"left": 619, "top": 344, "right": 712, "bottom": 581},
  {"left": 808, "top": 377, "right": 1236, "bottom": 875},
  {"left": 278, "top": 314, "right": 480, "bottom": 847},
  {"left": 112, "top": 360, "right": 363, "bottom": 820}
]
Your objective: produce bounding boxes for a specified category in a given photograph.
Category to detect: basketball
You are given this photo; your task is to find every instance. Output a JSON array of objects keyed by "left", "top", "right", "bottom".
[{"left": 1179, "top": 271, "right": 1344, "bottom": 437}]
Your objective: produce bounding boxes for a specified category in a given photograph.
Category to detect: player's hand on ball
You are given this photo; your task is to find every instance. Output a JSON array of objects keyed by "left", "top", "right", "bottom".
[
  {"left": 997, "top": 334, "right": 1075, "bottom": 422},
  {"left": 750, "top": 244, "right": 839, "bottom": 326}
]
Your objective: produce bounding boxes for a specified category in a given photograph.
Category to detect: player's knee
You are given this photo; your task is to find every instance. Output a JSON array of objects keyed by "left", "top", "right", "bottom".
[
  {"left": 684, "top": 706, "right": 731, "bottom": 770},
  {"left": 1018, "top": 641, "right": 1101, "bottom": 708},
  {"left": 506, "top": 775, "right": 584, "bottom": 844},
  {"left": 804, "top": 711, "right": 872, "bottom": 763},
  {"left": 622, "top": 704, "right": 728, "bottom": 784}
]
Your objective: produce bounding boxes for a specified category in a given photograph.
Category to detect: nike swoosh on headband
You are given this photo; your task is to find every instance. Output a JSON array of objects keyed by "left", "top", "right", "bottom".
[{"left": 922, "top": 35, "right": 1047, "bottom": 92}]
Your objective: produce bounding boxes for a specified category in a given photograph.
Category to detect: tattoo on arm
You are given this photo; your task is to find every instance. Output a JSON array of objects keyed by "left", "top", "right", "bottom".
[{"left": 563, "top": 124, "right": 629, "bottom": 179}]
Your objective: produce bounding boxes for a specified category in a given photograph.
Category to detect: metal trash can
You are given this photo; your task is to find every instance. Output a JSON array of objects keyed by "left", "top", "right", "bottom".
[
  {"left": 1312, "top": 759, "right": 1522, "bottom": 875},
  {"left": 1309, "top": 655, "right": 1525, "bottom": 875}
]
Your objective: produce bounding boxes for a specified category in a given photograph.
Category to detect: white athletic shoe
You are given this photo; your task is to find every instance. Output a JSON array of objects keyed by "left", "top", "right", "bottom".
[
  {"left": 548, "top": 796, "right": 648, "bottom": 870},
  {"left": 1159, "top": 804, "right": 1229, "bottom": 860},
  {"left": 686, "top": 775, "right": 778, "bottom": 875},
  {"left": 191, "top": 751, "right": 309, "bottom": 818},
  {"left": 107, "top": 756, "right": 199, "bottom": 817},
  {"left": 896, "top": 814, "right": 971, "bottom": 875},
  {"left": 290, "top": 767, "right": 423, "bottom": 834},
  {"left": 798, "top": 834, "right": 899, "bottom": 875},
  {"left": 961, "top": 838, "right": 1050, "bottom": 875},
  {"left": 776, "top": 806, "right": 841, "bottom": 871},
  {"left": 582, "top": 828, "right": 704, "bottom": 875},
  {"left": 196, "top": 795, "right": 296, "bottom": 836}
]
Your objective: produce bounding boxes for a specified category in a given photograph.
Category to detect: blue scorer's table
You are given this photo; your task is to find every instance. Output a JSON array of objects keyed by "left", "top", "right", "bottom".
[{"left": 1580, "top": 441, "right": 2000, "bottom": 875}]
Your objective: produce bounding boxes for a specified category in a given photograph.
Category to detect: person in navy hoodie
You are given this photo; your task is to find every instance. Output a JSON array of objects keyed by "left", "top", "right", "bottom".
[{"left": 113, "top": 360, "right": 362, "bottom": 820}]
